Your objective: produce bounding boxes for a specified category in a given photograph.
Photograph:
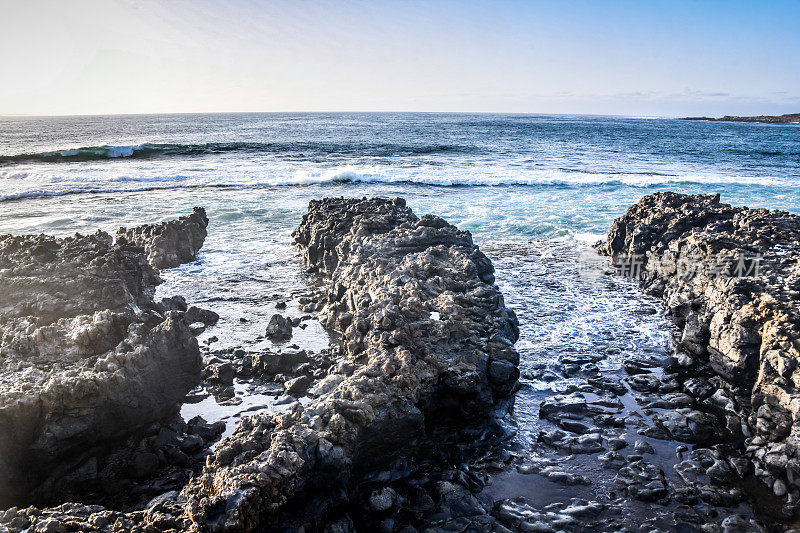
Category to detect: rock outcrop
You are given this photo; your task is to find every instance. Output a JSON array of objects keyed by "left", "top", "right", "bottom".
[
  {"left": 682, "top": 113, "right": 800, "bottom": 124},
  {"left": 116, "top": 207, "right": 208, "bottom": 269},
  {"left": 173, "top": 197, "right": 519, "bottom": 531},
  {"left": 0, "top": 210, "right": 207, "bottom": 507},
  {"left": 600, "top": 192, "right": 800, "bottom": 505},
  {"left": 0, "top": 198, "right": 519, "bottom": 532}
]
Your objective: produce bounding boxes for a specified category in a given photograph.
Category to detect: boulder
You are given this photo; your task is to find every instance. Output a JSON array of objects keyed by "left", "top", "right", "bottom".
[{"left": 265, "top": 313, "right": 293, "bottom": 340}]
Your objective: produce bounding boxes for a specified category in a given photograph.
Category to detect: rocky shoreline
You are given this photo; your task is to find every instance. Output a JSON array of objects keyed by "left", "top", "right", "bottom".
[
  {"left": 600, "top": 192, "right": 800, "bottom": 522},
  {"left": 0, "top": 198, "right": 521, "bottom": 532},
  {"left": 681, "top": 113, "right": 800, "bottom": 124},
  {"left": 2, "top": 194, "right": 799, "bottom": 532},
  {"left": 0, "top": 208, "right": 209, "bottom": 508}
]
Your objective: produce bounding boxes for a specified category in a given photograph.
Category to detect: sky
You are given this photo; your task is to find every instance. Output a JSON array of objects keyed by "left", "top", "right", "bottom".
[{"left": 1, "top": 0, "right": 799, "bottom": 117}]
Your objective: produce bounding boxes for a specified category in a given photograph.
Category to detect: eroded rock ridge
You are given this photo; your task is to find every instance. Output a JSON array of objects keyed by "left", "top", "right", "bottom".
[
  {"left": 600, "top": 192, "right": 800, "bottom": 509},
  {"left": 0, "top": 209, "right": 208, "bottom": 507},
  {"left": 116, "top": 207, "right": 208, "bottom": 270}
]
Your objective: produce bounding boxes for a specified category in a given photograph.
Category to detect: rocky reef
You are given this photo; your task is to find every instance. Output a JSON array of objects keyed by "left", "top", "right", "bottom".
[
  {"left": 600, "top": 192, "right": 800, "bottom": 514},
  {"left": 0, "top": 210, "right": 208, "bottom": 507},
  {"left": 116, "top": 207, "right": 208, "bottom": 270},
  {"left": 682, "top": 113, "right": 800, "bottom": 124}
]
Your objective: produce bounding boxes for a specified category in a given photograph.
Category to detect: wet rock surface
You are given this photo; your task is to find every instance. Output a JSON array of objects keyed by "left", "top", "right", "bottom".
[
  {"left": 169, "top": 197, "right": 520, "bottom": 531},
  {"left": 596, "top": 192, "right": 800, "bottom": 525},
  {"left": 5, "top": 193, "right": 799, "bottom": 532},
  {"left": 0, "top": 211, "right": 206, "bottom": 508},
  {"left": 474, "top": 237, "right": 788, "bottom": 531}
]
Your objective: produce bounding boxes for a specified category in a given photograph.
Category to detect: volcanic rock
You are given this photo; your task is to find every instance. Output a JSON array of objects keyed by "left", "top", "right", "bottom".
[
  {"left": 600, "top": 192, "right": 800, "bottom": 501},
  {"left": 115, "top": 207, "right": 208, "bottom": 270},
  {"left": 173, "top": 197, "right": 520, "bottom": 531},
  {"left": 0, "top": 211, "right": 206, "bottom": 506}
]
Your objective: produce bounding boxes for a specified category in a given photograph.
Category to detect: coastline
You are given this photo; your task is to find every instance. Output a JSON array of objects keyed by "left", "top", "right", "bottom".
[
  {"left": 682, "top": 113, "right": 800, "bottom": 124},
  {"left": 2, "top": 193, "right": 799, "bottom": 531}
]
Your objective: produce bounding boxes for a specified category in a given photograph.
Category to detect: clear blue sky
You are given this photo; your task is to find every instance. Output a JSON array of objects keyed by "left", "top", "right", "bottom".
[{"left": 2, "top": 0, "right": 799, "bottom": 116}]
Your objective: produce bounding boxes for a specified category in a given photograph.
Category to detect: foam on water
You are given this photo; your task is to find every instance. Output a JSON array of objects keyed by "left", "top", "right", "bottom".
[
  {"left": 1, "top": 113, "right": 799, "bottom": 204},
  {"left": 3, "top": 165, "right": 800, "bottom": 204}
]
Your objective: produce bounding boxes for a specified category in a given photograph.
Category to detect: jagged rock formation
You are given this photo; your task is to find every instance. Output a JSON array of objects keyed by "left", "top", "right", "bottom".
[
  {"left": 0, "top": 210, "right": 207, "bottom": 507},
  {"left": 173, "top": 197, "right": 519, "bottom": 531},
  {"left": 0, "top": 198, "right": 519, "bottom": 532},
  {"left": 116, "top": 207, "right": 208, "bottom": 269},
  {"left": 600, "top": 192, "right": 800, "bottom": 505}
]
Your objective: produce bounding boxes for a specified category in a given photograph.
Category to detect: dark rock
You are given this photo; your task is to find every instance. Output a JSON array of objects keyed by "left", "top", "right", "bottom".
[
  {"left": 116, "top": 207, "right": 208, "bottom": 270},
  {"left": 205, "top": 362, "right": 235, "bottom": 385},
  {"left": 168, "top": 197, "right": 521, "bottom": 531},
  {"left": 0, "top": 213, "right": 204, "bottom": 506},
  {"left": 185, "top": 306, "right": 219, "bottom": 326},
  {"left": 488, "top": 359, "right": 520, "bottom": 393},
  {"left": 179, "top": 434, "right": 204, "bottom": 453},
  {"left": 601, "top": 192, "right": 800, "bottom": 499},
  {"left": 266, "top": 313, "right": 293, "bottom": 340},
  {"left": 160, "top": 295, "right": 188, "bottom": 312},
  {"left": 615, "top": 460, "right": 668, "bottom": 502},
  {"left": 284, "top": 375, "right": 311, "bottom": 396},
  {"left": 129, "top": 452, "right": 159, "bottom": 478}
]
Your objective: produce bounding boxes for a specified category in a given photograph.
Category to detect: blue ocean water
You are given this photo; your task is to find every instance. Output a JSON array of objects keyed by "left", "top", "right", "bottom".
[
  {"left": 1, "top": 113, "right": 799, "bottom": 203},
  {"left": 0, "top": 114, "right": 798, "bottom": 513}
]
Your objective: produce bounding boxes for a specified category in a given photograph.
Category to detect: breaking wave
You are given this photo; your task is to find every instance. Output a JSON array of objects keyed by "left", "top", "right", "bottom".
[
  {"left": 0, "top": 142, "right": 473, "bottom": 165},
  {"left": 2, "top": 165, "right": 799, "bottom": 203}
]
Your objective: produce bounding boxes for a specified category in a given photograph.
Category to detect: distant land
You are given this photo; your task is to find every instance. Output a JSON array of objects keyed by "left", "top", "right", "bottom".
[{"left": 681, "top": 113, "right": 800, "bottom": 124}]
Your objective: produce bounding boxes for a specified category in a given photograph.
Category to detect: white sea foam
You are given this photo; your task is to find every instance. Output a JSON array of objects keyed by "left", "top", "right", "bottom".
[
  {"left": 1, "top": 164, "right": 799, "bottom": 203},
  {"left": 573, "top": 232, "right": 606, "bottom": 244}
]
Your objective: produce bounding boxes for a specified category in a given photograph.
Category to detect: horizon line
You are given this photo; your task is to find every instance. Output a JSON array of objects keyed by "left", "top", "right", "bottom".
[{"left": 0, "top": 110, "right": 688, "bottom": 119}]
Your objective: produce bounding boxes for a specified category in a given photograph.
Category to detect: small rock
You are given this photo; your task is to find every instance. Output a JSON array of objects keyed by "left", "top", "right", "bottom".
[
  {"left": 129, "top": 452, "right": 159, "bottom": 478},
  {"left": 369, "top": 487, "right": 397, "bottom": 513},
  {"left": 266, "top": 314, "right": 293, "bottom": 340},
  {"left": 186, "top": 306, "right": 219, "bottom": 326},
  {"left": 285, "top": 375, "right": 311, "bottom": 396}
]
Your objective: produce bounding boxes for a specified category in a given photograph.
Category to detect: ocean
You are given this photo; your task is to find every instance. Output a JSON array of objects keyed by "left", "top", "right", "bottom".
[{"left": 2, "top": 113, "right": 799, "bottom": 522}]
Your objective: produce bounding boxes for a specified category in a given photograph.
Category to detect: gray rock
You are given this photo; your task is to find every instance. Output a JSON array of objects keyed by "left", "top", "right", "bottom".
[
  {"left": 368, "top": 487, "right": 398, "bottom": 513},
  {"left": 600, "top": 192, "right": 800, "bottom": 495},
  {"left": 185, "top": 306, "right": 219, "bottom": 326},
  {"left": 284, "top": 375, "right": 311, "bottom": 396},
  {"left": 265, "top": 313, "right": 293, "bottom": 340},
  {"left": 170, "top": 197, "right": 520, "bottom": 531},
  {"left": 0, "top": 214, "right": 204, "bottom": 506},
  {"left": 116, "top": 207, "right": 208, "bottom": 269},
  {"left": 615, "top": 460, "right": 668, "bottom": 502}
]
